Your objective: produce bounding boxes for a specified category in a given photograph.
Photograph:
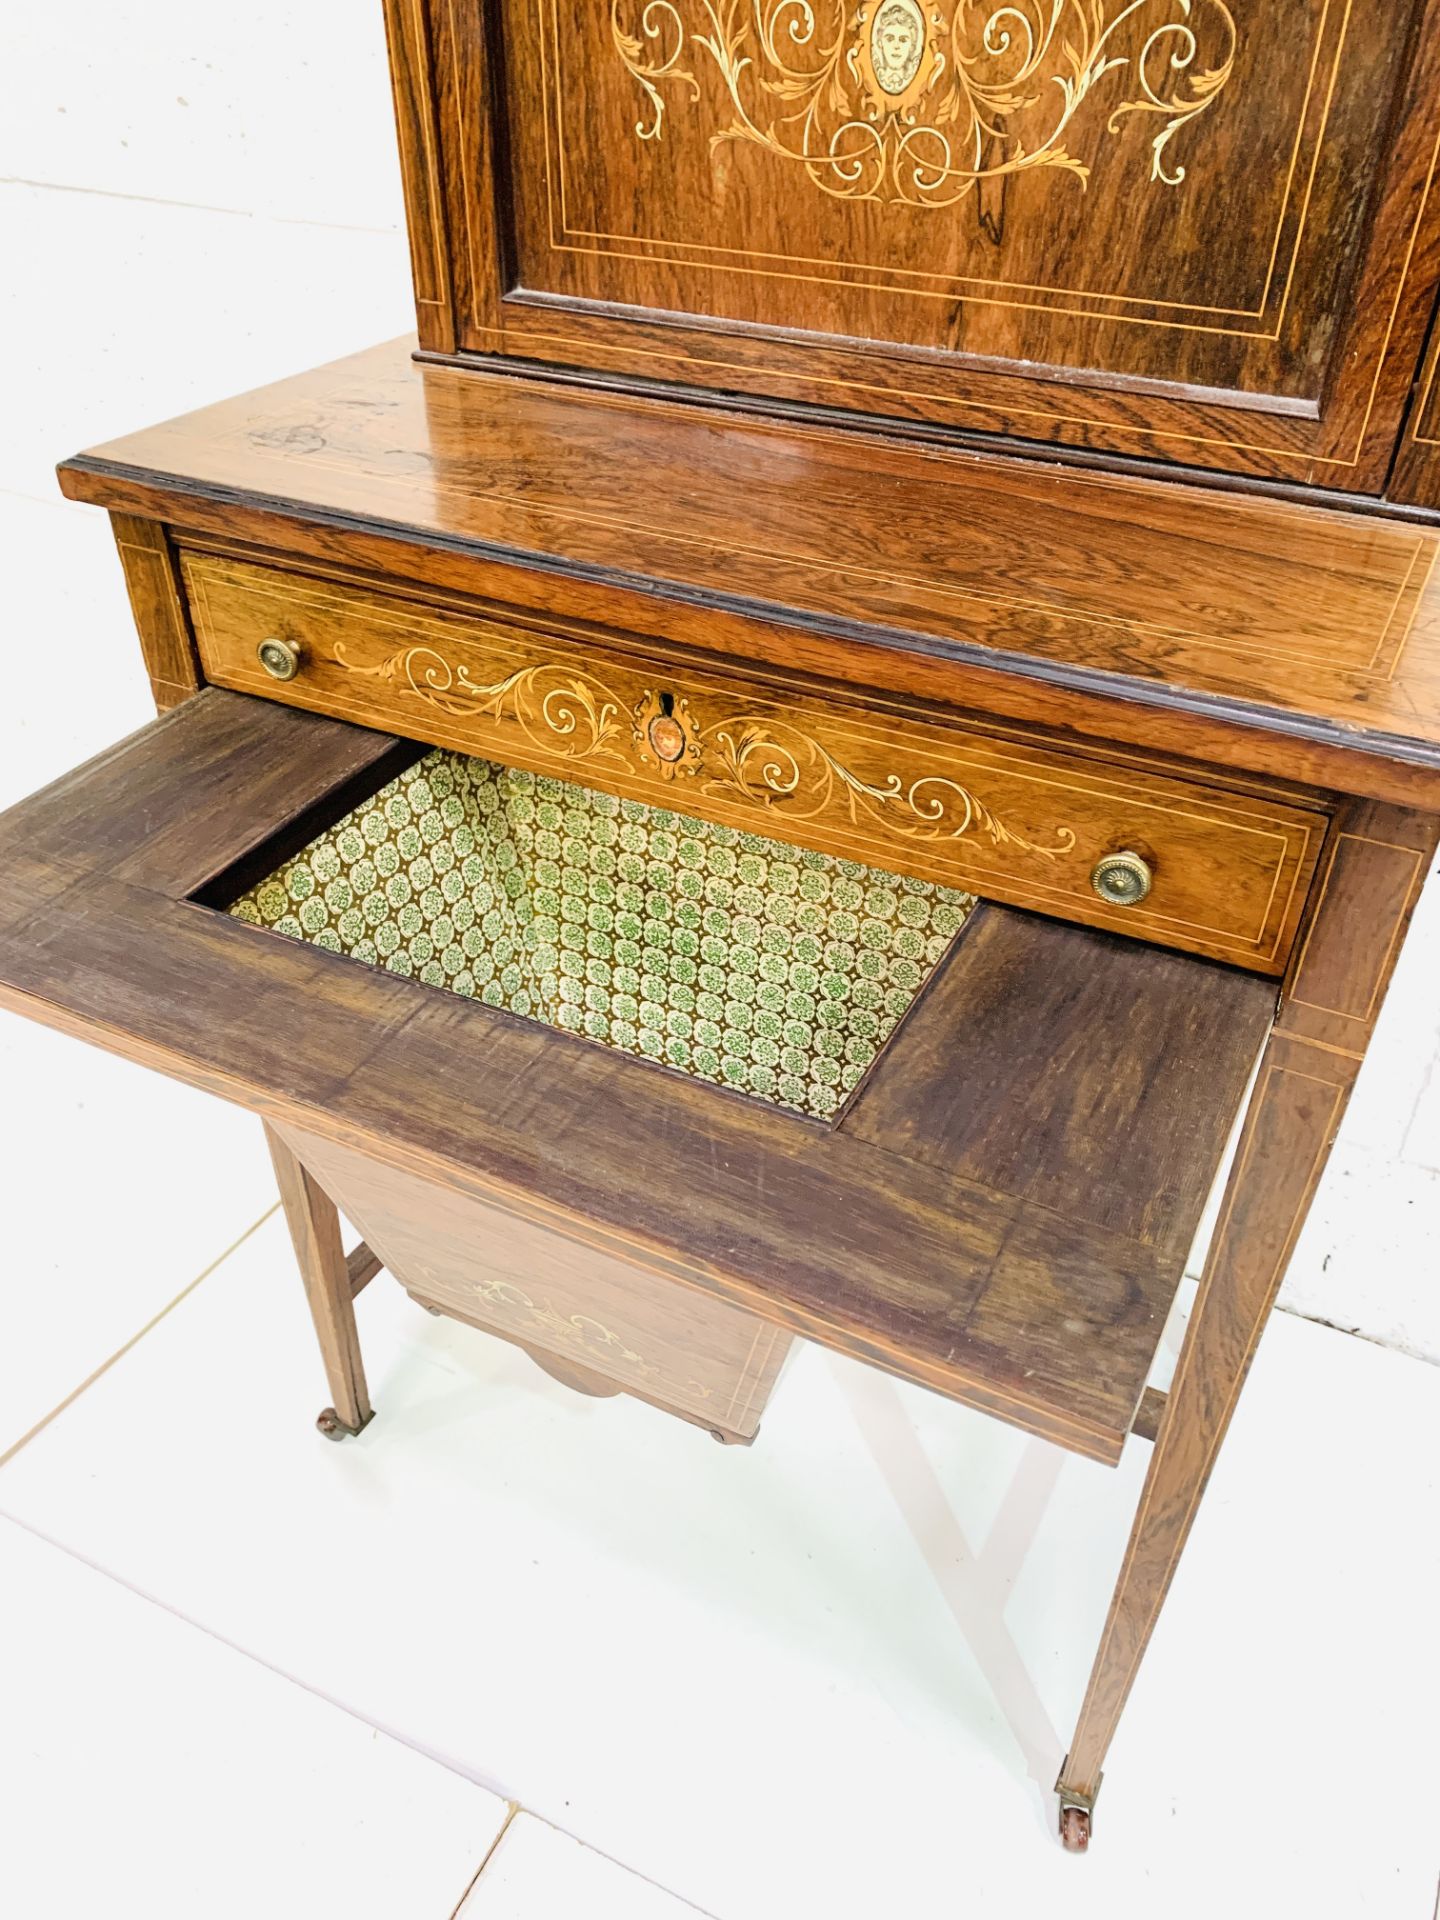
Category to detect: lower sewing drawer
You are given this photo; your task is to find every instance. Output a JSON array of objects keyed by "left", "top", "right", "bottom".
[
  {"left": 181, "top": 548, "right": 1327, "bottom": 974},
  {"left": 0, "top": 690, "right": 1280, "bottom": 1465},
  {"left": 273, "top": 1121, "right": 792, "bottom": 1440}
]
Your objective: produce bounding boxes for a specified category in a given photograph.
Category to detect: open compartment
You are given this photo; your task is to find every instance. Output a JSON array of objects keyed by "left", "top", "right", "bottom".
[
  {"left": 0, "top": 691, "right": 1279, "bottom": 1463},
  {"left": 218, "top": 748, "right": 978, "bottom": 1122}
]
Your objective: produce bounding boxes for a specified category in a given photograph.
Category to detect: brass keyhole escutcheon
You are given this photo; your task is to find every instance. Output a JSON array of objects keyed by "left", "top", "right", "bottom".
[
  {"left": 643, "top": 688, "right": 686, "bottom": 764},
  {"left": 1090, "top": 849, "right": 1153, "bottom": 907},
  {"left": 647, "top": 712, "right": 687, "bottom": 763},
  {"left": 257, "top": 637, "right": 302, "bottom": 682}
]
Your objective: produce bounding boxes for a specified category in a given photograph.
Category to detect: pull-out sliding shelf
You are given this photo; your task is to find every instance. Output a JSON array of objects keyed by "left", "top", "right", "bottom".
[{"left": 0, "top": 690, "right": 1275, "bottom": 1464}]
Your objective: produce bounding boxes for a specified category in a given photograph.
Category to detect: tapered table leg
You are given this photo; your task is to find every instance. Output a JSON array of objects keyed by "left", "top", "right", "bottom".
[
  {"left": 1057, "top": 801, "right": 1437, "bottom": 1849},
  {"left": 265, "top": 1121, "right": 374, "bottom": 1439}
]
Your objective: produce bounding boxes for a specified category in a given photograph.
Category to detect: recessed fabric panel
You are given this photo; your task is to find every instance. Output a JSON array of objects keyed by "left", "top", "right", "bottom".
[
  {"left": 491, "top": 0, "right": 1416, "bottom": 408},
  {"left": 229, "top": 751, "right": 976, "bottom": 1120}
]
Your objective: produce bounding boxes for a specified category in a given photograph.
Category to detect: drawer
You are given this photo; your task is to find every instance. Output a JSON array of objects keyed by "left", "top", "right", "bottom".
[
  {"left": 0, "top": 691, "right": 1278, "bottom": 1465},
  {"left": 181, "top": 551, "right": 1327, "bottom": 975},
  {"left": 272, "top": 1122, "right": 791, "bottom": 1441}
]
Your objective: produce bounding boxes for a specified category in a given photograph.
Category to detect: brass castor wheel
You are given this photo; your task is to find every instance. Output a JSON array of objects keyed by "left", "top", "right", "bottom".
[
  {"left": 1059, "top": 1805, "right": 1092, "bottom": 1854},
  {"left": 316, "top": 1407, "right": 359, "bottom": 1441}
]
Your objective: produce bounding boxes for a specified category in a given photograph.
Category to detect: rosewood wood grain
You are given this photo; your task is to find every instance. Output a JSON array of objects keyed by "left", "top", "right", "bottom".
[
  {"left": 419, "top": 0, "right": 1440, "bottom": 488},
  {"left": 0, "top": 691, "right": 1272, "bottom": 1464},
  {"left": 11, "top": 689, "right": 409, "bottom": 900},
  {"left": 181, "top": 548, "right": 1323, "bottom": 973},
  {"left": 280, "top": 1119, "right": 794, "bottom": 1441},
  {"left": 382, "top": 0, "right": 455, "bottom": 355},
  {"left": 109, "top": 514, "right": 202, "bottom": 711},
  {"left": 265, "top": 1122, "right": 373, "bottom": 1436},
  {"left": 845, "top": 908, "right": 1275, "bottom": 1261},
  {"left": 1056, "top": 800, "right": 1440, "bottom": 1820},
  {"left": 1388, "top": 303, "right": 1440, "bottom": 508},
  {"left": 54, "top": 341, "right": 1440, "bottom": 806}
]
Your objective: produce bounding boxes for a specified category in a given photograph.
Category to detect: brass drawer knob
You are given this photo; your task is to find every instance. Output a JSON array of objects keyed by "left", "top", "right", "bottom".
[
  {"left": 1091, "top": 849, "right": 1153, "bottom": 907},
  {"left": 257, "top": 637, "right": 302, "bottom": 681}
]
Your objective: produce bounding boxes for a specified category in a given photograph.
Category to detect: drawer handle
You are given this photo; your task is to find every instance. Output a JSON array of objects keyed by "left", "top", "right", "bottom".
[
  {"left": 1091, "top": 850, "right": 1153, "bottom": 907},
  {"left": 257, "top": 637, "right": 302, "bottom": 682}
]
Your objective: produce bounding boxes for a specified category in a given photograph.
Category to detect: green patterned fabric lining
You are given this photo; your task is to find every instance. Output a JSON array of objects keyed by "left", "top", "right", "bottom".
[{"left": 229, "top": 751, "right": 977, "bottom": 1120}]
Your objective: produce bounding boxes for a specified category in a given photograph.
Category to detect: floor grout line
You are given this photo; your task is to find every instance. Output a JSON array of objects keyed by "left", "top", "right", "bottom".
[
  {"left": 0, "top": 1509, "right": 718, "bottom": 1918},
  {"left": 1399, "top": 1046, "right": 1440, "bottom": 1166},
  {"left": 518, "top": 1824, "right": 722, "bottom": 1919},
  {"left": 1274, "top": 1298, "right": 1440, "bottom": 1366},
  {"left": 1, "top": 173, "right": 402, "bottom": 236},
  {"left": 446, "top": 1803, "right": 722, "bottom": 1920},
  {"left": 446, "top": 1802, "right": 519, "bottom": 1919},
  {"left": 0, "top": 1202, "right": 280, "bottom": 1471},
  {"left": 0, "top": 1507, "right": 515, "bottom": 1801}
]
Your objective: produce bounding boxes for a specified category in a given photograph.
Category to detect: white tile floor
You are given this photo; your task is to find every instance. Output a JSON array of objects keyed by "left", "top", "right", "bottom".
[
  {"left": 0, "top": 1516, "right": 511, "bottom": 1919},
  {"left": 0, "top": 1178, "right": 1436, "bottom": 1918}
]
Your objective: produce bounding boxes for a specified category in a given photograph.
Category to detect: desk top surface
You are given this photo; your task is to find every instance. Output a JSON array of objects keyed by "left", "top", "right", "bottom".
[{"left": 59, "top": 338, "right": 1440, "bottom": 804}]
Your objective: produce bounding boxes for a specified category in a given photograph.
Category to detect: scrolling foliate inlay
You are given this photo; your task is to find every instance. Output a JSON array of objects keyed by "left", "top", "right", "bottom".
[
  {"left": 610, "top": 0, "right": 1237, "bottom": 208},
  {"left": 701, "top": 714, "right": 1076, "bottom": 855},
  {"left": 332, "top": 640, "right": 1075, "bottom": 860},
  {"left": 334, "top": 643, "right": 634, "bottom": 765},
  {"left": 467, "top": 1278, "right": 671, "bottom": 1383}
]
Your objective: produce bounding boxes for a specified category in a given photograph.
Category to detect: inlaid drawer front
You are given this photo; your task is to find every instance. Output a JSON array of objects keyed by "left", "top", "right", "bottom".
[
  {"left": 339, "top": 1171, "right": 791, "bottom": 1440},
  {"left": 183, "top": 551, "right": 1326, "bottom": 972}
]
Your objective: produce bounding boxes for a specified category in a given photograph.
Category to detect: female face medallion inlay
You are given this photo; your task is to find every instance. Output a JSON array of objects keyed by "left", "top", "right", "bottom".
[{"left": 871, "top": 0, "right": 925, "bottom": 96}]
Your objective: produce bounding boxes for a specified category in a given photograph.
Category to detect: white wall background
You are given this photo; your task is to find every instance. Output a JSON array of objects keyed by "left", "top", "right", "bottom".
[{"left": 2, "top": 3, "right": 1438, "bottom": 1361}]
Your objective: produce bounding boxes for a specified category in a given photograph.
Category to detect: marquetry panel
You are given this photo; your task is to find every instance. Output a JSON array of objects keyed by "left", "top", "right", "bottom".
[
  {"left": 181, "top": 549, "right": 1326, "bottom": 971},
  {"left": 410, "top": 0, "right": 1440, "bottom": 483}
]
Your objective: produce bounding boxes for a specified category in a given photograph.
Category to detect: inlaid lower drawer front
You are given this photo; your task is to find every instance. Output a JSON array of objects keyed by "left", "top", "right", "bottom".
[
  {"left": 183, "top": 551, "right": 1327, "bottom": 972},
  {"left": 278, "top": 1124, "right": 791, "bottom": 1440}
]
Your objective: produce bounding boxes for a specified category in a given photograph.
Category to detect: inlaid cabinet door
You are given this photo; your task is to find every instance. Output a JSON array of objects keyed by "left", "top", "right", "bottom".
[{"left": 398, "top": 0, "right": 1440, "bottom": 485}]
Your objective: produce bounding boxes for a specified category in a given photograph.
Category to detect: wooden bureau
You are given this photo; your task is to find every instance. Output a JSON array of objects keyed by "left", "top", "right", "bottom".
[{"left": 11, "top": 0, "right": 1440, "bottom": 1859}]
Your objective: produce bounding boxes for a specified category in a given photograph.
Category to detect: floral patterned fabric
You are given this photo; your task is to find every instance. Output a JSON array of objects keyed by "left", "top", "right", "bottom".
[{"left": 229, "top": 752, "right": 976, "bottom": 1120}]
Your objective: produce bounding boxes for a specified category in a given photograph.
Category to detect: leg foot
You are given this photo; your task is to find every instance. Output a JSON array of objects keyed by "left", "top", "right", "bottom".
[
  {"left": 1056, "top": 1758, "right": 1097, "bottom": 1854},
  {"left": 1058, "top": 1806, "right": 1092, "bottom": 1854},
  {"left": 316, "top": 1406, "right": 372, "bottom": 1441},
  {"left": 266, "top": 1123, "right": 373, "bottom": 1439}
]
